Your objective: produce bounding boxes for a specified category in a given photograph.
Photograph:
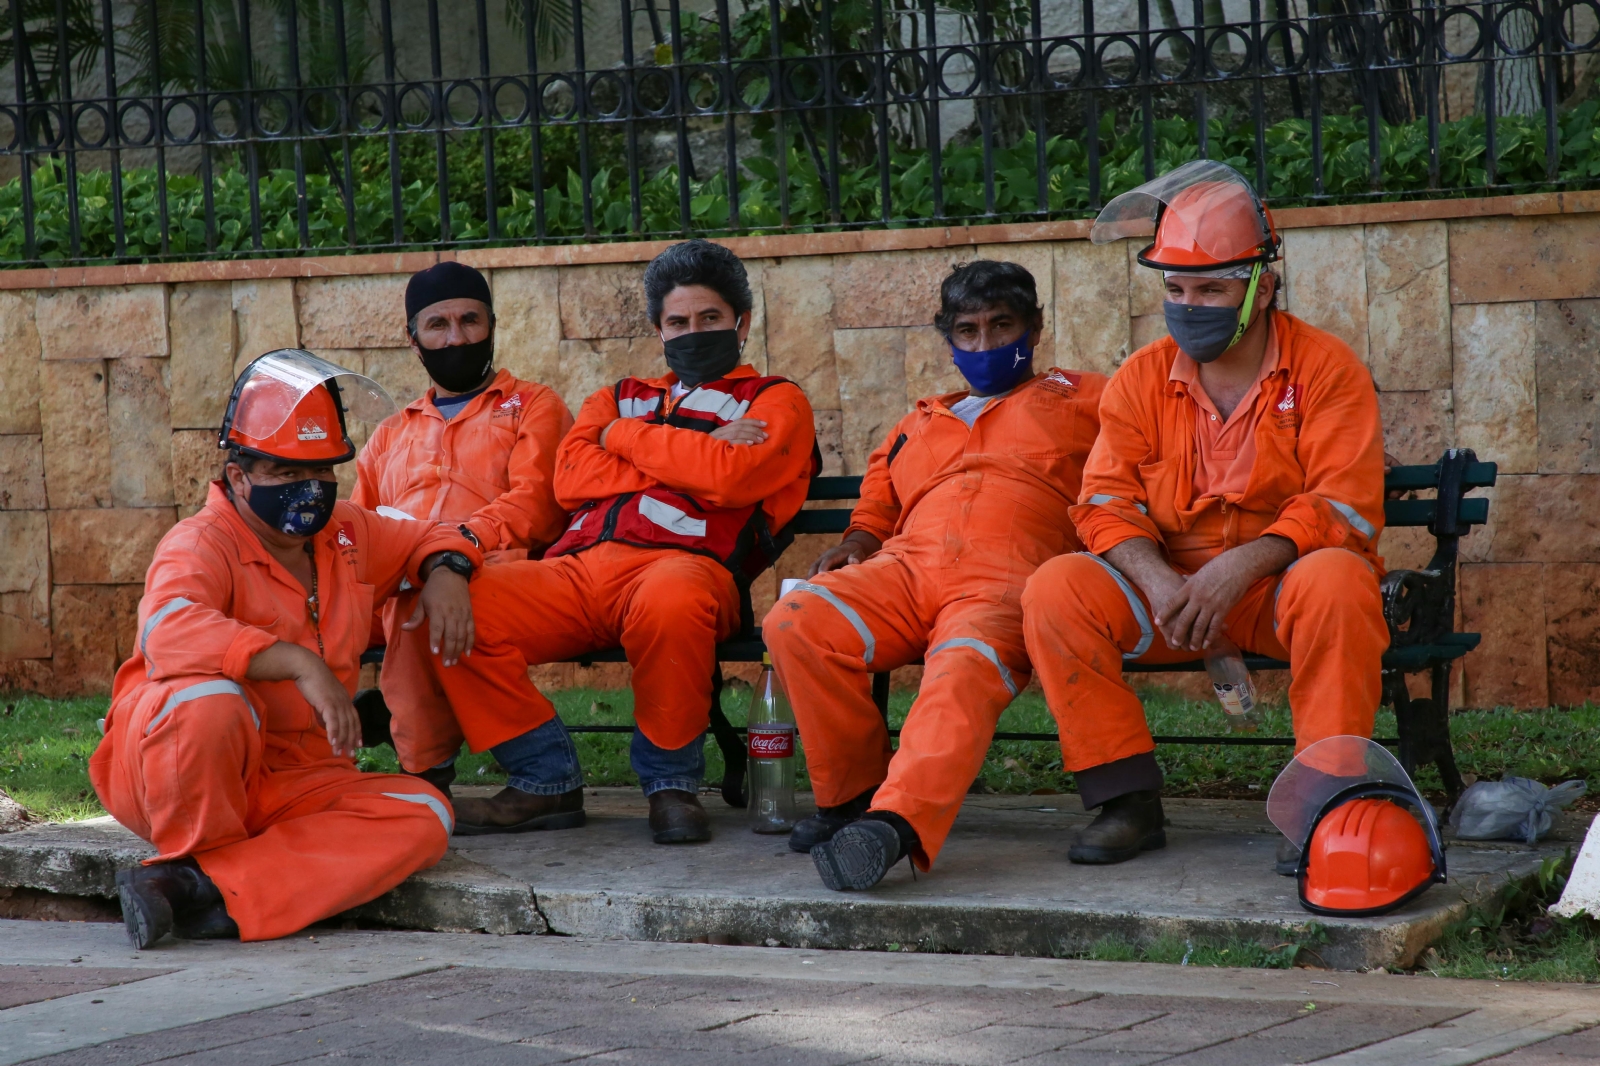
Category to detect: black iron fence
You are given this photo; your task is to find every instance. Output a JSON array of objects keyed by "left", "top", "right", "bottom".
[{"left": 1, "top": 0, "right": 1597, "bottom": 266}]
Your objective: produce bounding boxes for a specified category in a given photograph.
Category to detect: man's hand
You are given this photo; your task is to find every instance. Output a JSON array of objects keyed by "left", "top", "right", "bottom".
[
  {"left": 1155, "top": 535, "right": 1297, "bottom": 651},
  {"left": 710, "top": 418, "right": 768, "bottom": 446},
  {"left": 1102, "top": 538, "right": 1187, "bottom": 627},
  {"left": 404, "top": 563, "right": 475, "bottom": 667},
  {"left": 810, "top": 531, "right": 883, "bottom": 577},
  {"left": 247, "top": 641, "right": 361, "bottom": 755},
  {"left": 1384, "top": 450, "right": 1404, "bottom": 500}
]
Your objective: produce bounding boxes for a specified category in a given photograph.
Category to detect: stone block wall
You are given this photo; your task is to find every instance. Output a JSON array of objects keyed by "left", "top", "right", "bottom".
[{"left": 3, "top": 193, "right": 1598, "bottom": 707}]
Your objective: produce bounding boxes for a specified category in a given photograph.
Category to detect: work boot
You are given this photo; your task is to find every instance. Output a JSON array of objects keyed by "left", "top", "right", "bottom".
[
  {"left": 812, "top": 812, "right": 915, "bottom": 892},
  {"left": 1067, "top": 790, "right": 1167, "bottom": 865},
  {"left": 1275, "top": 838, "right": 1302, "bottom": 877},
  {"left": 406, "top": 762, "right": 456, "bottom": 800},
  {"left": 788, "top": 786, "right": 878, "bottom": 853},
  {"left": 648, "top": 789, "right": 711, "bottom": 844},
  {"left": 353, "top": 688, "right": 392, "bottom": 750},
  {"left": 173, "top": 902, "right": 240, "bottom": 941},
  {"left": 116, "top": 858, "right": 228, "bottom": 950},
  {"left": 452, "top": 786, "right": 585, "bottom": 836}
]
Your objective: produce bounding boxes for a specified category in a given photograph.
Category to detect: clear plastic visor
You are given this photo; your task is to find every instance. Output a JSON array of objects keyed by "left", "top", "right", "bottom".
[
  {"left": 1090, "top": 159, "right": 1269, "bottom": 255},
  {"left": 230, "top": 349, "right": 396, "bottom": 440},
  {"left": 1267, "top": 736, "right": 1428, "bottom": 847}
]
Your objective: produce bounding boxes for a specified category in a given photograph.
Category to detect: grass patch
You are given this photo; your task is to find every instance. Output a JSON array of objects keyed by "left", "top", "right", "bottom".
[
  {"left": 0, "top": 693, "right": 110, "bottom": 822},
  {"left": 1416, "top": 854, "right": 1600, "bottom": 983}
]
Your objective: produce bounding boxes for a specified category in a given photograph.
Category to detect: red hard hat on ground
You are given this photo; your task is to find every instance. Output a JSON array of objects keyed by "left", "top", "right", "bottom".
[
  {"left": 1091, "top": 159, "right": 1279, "bottom": 273},
  {"left": 1302, "top": 797, "right": 1439, "bottom": 914},
  {"left": 220, "top": 350, "right": 396, "bottom": 466},
  {"left": 1268, "top": 736, "right": 1446, "bottom": 917}
]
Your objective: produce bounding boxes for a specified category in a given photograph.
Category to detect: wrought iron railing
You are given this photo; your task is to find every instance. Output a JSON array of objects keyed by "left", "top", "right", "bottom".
[{"left": 1, "top": 0, "right": 1597, "bottom": 265}]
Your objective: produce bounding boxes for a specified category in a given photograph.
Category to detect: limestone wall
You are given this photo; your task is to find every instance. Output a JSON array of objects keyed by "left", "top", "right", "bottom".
[{"left": 3, "top": 192, "right": 1598, "bottom": 708}]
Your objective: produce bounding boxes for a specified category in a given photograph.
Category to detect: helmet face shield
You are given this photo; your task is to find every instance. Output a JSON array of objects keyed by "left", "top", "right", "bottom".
[
  {"left": 227, "top": 350, "right": 396, "bottom": 442},
  {"left": 1268, "top": 736, "right": 1446, "bottom": 916},
  {"left": 1091, "top": 160, "right": 1277, "bottom": 271}
]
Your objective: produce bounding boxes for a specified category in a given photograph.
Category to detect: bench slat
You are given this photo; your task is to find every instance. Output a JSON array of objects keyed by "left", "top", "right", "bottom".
[
  {"left": 1384, "top": 461, "right": 1497, "bottom": 491},
  {"left": 1385, "top": 496, "right": 1489, "bottom": 528},
  {"left": 786, "top": 511, "right": 852, "bottom": 535}
]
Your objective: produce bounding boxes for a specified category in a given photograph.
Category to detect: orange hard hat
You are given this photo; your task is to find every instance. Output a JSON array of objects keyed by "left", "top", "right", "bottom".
[
  {"left": 1301, "top": 797, "right": 1440, "bottom": 916},
  {"left": 1144, "top": 180, "right": 1276, "bottom": 271},
  {"left": 219, "top": 350, "right": 396, "bottom": 466}
]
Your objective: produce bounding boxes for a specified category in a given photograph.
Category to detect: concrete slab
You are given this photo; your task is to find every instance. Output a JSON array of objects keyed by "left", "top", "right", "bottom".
[
  {"left": 0, "top": 816, "right": 543, "bottom": 936},
  {"left": 0, "top": 793, "right": 1580, "bottom": 970},
  {"left": 449, "top": 790, "right": 1580, "bottom": 971}
]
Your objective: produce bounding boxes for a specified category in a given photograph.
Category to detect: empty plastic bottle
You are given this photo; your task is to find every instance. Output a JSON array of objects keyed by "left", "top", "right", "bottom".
[
  {"left": 1205, "top": 638, "right": 1260, "bottom": 733},
  {"left": 746, "top": 653, "right": 798, "bottom": 833}
]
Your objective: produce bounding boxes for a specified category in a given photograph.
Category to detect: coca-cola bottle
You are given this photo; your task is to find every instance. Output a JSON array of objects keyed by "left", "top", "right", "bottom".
[{"left": 746, "top": 653, "right": 798, "bottom": 833}]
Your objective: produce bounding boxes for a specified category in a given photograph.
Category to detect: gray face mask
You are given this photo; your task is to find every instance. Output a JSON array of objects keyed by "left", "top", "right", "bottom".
[{"left": 1162, "top": 262, "right": 1265, "bottom": 363}]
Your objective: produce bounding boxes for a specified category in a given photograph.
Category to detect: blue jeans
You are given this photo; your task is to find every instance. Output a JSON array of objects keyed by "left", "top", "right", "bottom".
[{"left": 492, "top": 717, "right": 704, "bottom": 797}]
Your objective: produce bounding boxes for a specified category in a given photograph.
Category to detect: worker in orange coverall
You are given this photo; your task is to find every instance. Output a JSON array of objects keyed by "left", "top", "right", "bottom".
[
  {"left": 350, "top": 262, "right": 572, "bottom": 794},
  {"left": 431, "top": 239, "right": 818, "bottom": 844},
  {"left": 90, "top": 351, "right": 481, "bottom": 949},
  {"left": 1020, "top": 161, "right": 1388, "bottom": 874},
  {"left": 763, "top": 260, "right": 1107, "bottom": 892}
]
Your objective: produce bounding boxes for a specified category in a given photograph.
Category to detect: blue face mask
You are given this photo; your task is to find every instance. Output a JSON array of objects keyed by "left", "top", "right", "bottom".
[
  {"left": 245, "top": 476, "right": 338, "bottom": 537},
  {"left": 950, "top": 330, "right": 1035, "bottom": 395}
]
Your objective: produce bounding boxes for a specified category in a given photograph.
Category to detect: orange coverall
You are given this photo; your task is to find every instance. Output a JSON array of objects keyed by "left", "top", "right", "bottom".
[
  {"left": 764, "top": 369, "right": 1107, "bottom": 868},
  {"left": 89, "top": 483, "right": 480, "bottom": 942},
  {"left": 351, "top": 369, "right": 572, "bottom": 772},
  {"left": 1021, "top": 311, "right": 1388, "bottom": 801},
  {"left": 434, "top": 365, "right": 817, "bottom": 757}
]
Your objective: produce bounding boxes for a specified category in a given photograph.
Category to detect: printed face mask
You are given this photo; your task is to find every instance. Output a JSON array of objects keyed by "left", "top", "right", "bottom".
[
  {"left": 416, "top": 334, "right": 495, "bottom": 394},
  {"left": 950, "top": 330, "right": 1035, "bottom": 395},
  {"left": 245, "top": 475, "right": 339, "bottom": 537},
  {"left": 661, "top": 322, "right": 742, "bottom": 387},
  {"left": 1162, "top": 262, "right": 1264, "bottom": 363}
]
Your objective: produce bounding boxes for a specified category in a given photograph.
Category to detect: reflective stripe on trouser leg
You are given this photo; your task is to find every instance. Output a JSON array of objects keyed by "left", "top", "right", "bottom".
[
  {"left": 793, "top": 581, "right": 877, "bottom": 666},
  {"left": 926, "top": 637, "right": 1019, "bottom": 697},
  {"left": 1078, "top": 553, "right": 1154, "bottom": 659},
  {"left": 146, "top": 680, "right": 255, "bottom": 735},
  {"left": 382, "top": 791, "right": 455, "bottom": 835}
]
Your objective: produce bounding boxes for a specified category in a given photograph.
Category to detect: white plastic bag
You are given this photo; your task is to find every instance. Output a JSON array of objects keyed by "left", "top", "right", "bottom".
[{"left": 1449, "top": 777, "right": 1586, "bottom": 845}]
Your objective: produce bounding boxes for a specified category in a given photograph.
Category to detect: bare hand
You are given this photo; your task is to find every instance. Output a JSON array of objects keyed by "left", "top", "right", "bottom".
[
  {"left": 710, "top": 418, "right": 768, "bottom": 446},
  {"left": 1154, "top": 536, "right": 1297, "bottom": 651},
  {"left": 295, "top": 656, "right": 362, "bottom": 756},
  {"left": 404, "top": 566, "right": 475, "bottom": 666},
  {"left": 809, "top": 532, "right": 883, "bottom": 576},
  {"left": 1384, "top": 450, "right": 1404, "bottom": 500}
]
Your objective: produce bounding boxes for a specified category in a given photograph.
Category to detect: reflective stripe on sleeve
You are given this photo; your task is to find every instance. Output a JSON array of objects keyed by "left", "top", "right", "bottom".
[
  {"left": 139, "top": 597, "right": 196, "bottom": 657},
  {"left": 793, "top": 581, "right": 876, "bottom": 666},
  {"left": 1080, "top": 553, "right": 1155, "bottom": 660},
  {"left": 145, "top": 679, "right": 253, "bottom": 735},
  {"left": 617, "top": 396, "right": 661, "bottom": 419},
  {"left": 383, "top": 791, "right": 455, "bottom": 835},
  {"left": 927, "top": 637, "right": 1019, "bottom": 697},
  {"left": 1086, "top": 493, "right": 1149, "bottom": 515},
  {"left": 1327, "top": 498, "right": 1377, "bottom": 540}
]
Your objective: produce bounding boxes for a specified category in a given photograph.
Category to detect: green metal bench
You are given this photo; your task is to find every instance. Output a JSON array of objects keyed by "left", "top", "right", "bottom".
[{"left": 368, "top": 449, "right": 1494, "bottom": 808}]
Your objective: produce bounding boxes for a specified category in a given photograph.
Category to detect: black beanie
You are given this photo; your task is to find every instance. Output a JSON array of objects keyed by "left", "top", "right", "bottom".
[{"left": 405, "top": 261, "right": 492, "bottom": 321}]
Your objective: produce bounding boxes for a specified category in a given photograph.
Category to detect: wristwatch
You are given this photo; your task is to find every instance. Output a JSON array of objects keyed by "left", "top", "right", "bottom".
[{"left": 428, "top": 551, "right": 475, "bottom": 580}]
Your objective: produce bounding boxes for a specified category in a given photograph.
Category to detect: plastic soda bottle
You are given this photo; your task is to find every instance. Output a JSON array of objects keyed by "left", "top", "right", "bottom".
[
  {"left": 1205, "top": 638, "right": 1259, "bottom": 733},
  {"left": 746, "top": 653, "right": 798, "bottom": 833}
]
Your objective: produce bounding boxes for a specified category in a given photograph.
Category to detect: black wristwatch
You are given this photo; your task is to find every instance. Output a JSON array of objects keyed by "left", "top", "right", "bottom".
[{"left": 427, "top": 551, "right": 475, "bottom": 580}]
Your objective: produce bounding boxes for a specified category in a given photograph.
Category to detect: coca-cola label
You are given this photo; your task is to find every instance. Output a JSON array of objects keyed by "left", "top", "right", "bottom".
[{"left": 747, "top": 723, "right": 796, "bottom": 759}]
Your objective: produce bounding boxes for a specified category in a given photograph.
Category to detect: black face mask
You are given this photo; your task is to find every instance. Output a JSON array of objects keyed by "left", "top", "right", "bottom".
[
  {"left": 245, "top": 476, "right": 339, "bottom": 537},
  {"left": 416, "top": 334, "right": 495, "bottom": 393},
  {"left": 661, "top": 325, "right": 742, "bottom": 387}
]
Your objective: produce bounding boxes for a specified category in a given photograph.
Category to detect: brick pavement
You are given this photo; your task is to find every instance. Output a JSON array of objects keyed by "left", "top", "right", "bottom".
[{"left": 20, "top": 966, "right": 1474, "bottom": 1066}]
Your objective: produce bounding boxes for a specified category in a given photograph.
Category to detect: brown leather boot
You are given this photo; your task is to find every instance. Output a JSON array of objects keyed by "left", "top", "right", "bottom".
[
  {"left": 406, "top": 762, "right": 456, "bottom": 800},
  {"left": 452, "top": 786, "right": 586, "bottom": 836},
  {"left": 1068, "top": 790, "right": 1167, "bottom": 864},
  {"left": 648, "top": 789, "right": 711, "bottom": 844}
]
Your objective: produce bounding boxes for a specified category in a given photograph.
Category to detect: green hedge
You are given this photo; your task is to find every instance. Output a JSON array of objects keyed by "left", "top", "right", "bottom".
[{"left": 4, "top": 103, "right": 1600, "bottom": 264}]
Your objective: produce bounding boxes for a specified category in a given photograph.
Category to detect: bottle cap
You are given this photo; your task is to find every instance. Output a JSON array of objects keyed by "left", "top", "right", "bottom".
[{"left": 762, "top": 652, "right": 772, "bottom": 666}]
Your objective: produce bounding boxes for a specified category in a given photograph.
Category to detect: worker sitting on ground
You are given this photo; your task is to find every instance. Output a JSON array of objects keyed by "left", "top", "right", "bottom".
[
  {"left": 351, "top": 261, "right": 572, "bottom": 799},
  {"left": 764, "top": 260, "right": 1107, "bottom": 892},
  {"left": 1020, "top": 161, "right": 1387, "bottom": 873},
  {"left": 91, "top": 351, "right": 481, "bottom": 948},
  {"left": 429, "top": 239, "right": 818, "bottom": 844}
]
